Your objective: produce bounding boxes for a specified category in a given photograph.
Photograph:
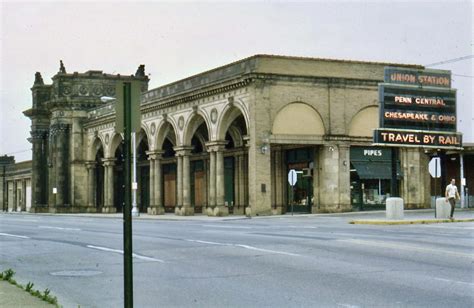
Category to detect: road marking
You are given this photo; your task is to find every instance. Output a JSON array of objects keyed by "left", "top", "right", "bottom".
[
  {"left": 39, "top": 226, "right": 81, "bottom": 231},
  {"left": 185, "top": 239, "right": 301, "bottom": 257},
  {"left": 0, "top": 232, "right": 30, "bottom": 239},
  {"left": 86, "top": 245, "right": 164, "bottom": 263},
  {"left": 337, "top": 304, "right": 360, "bottom": 308},
  {"left": 434, "top": 277, "right": 474, "bottom": 286},
  {"left": 201, "top": 224, "right": 252, "bottom": 229},
  {"left": 339, "top": 239, "right": 474, "bottom": 259}
]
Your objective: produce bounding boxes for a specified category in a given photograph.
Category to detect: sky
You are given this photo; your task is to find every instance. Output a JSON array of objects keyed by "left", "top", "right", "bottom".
[{"left": 1, "top": 0, "right": 472, "bottom": 162}]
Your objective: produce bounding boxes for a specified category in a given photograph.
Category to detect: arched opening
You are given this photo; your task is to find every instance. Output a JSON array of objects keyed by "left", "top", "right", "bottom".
[
  {"left": 188, "top": 119, "right": 209, "bottom": 214},
  {"left": 94, "top": 143, "right": 104, "bottom": 208},
  {"left": 219, "top": 111, "right": 248, "bottom": 215},
  {"left": 136, "top": 130, "right": 150, "bottom": 213},
  {"left": 113, "top": 141, "right": 124, "bottom": 213},
  {"left": 156, "top": 121, "right": 178, "bottom": 213}
]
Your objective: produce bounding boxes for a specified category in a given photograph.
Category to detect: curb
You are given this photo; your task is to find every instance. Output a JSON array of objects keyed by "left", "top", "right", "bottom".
[{"left": 349, "top": 218, "right": 474, "bottom": 225}]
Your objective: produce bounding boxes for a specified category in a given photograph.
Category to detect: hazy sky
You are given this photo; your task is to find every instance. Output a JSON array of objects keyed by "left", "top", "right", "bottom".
[{"left": 1, "top": 0, "right": 472, "bottom": 162}]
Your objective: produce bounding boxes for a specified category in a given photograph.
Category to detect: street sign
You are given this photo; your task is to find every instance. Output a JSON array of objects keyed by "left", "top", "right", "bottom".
[
  {"left": 288, "top": 169, "right": 297, "bottom": 186},
  {"left": 428, "top": 157, "right": 441, "bottom": 178},
  {"left": 115, "top": 81, "right": 142, "bottom": 133}
]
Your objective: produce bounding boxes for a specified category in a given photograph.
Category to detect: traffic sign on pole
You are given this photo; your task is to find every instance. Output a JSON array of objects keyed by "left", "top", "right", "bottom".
[
  {"left": 428, "top": 157, "right": 441, "bottom": 178},
  {"left": 288, "top": 169, "right": 297, "bottom": 186}
]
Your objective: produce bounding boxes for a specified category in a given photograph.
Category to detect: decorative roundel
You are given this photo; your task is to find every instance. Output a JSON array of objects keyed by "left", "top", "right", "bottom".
[
  {"left": 150, "top": 123, "right": 156, "bottom": 136},
  {"left": 106, "top": 86, "right": 115, "bottom": 96},
  {"left": 178, "top": 116, "right": 184, "bottom": 130},
  {"left": 105, "top": 134, "right": 110, "bottom": 145},
  {"left": 211, "top": 108, "right": 218, "bottom": 124},
  {"left": 93, "top": 86, "right": 102, "bottom": 96},
  {"left": 63, "top": 86, "right": 71, "bottom": 95},
  {"left": 78, "top": 85, "right": 88, "bottom": 95}
]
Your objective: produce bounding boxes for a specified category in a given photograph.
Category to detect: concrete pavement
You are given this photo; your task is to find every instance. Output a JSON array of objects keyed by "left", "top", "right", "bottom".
[
  {"left": 0, "top": 280, "right": 55, "bottom": 307},
  {"left": 0, "top": 209, "right": 474, "bottom": 307}
]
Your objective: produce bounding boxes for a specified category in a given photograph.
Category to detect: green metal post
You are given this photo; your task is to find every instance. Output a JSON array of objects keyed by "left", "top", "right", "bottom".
[{"left": 123, "top": 82, "right": 133, "bottom": 308}]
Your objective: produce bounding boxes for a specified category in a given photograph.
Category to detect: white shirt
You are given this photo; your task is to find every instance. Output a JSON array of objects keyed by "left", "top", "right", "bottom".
[{"left": 446, "top": 184, "right": 458, "bottom": 199}]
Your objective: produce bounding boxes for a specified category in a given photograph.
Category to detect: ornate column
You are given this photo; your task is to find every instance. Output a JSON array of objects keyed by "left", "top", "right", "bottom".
[
  {"left": 206, "top": 141, "right": 228, "bottom": 216},
  {"left": 85, "top": 161, "right": 96, "bottom": 208},
  {"left": 174, "top": 147, "right": 194, "bottom": 216},
  {"left": 54, "top": 123, "right": 69, "bottom": 207},
  {"left": 30, "top": 128, "right": 49, "bottom": 211},
  {"left": 102, "top": 158, "right": 116, "bottom": 213},
  {"left": 208, "top": 151, "right": 216, "bottom": 209},
  {"left": 147, "top": 150, "right": 165, "bottom": 215}
]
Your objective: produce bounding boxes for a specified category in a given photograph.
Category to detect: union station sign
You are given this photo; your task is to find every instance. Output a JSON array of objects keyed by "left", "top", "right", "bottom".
[{"left": 374, "top": 67, "right": 462, "bottom": 149}]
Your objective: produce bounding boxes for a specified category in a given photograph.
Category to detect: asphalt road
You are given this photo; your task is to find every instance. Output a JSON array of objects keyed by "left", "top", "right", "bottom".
[{"left": 1, "top": 212, "right": 473, "bottom": 308}]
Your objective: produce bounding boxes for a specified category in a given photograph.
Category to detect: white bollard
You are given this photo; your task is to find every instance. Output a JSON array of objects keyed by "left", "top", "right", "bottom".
[
  {"left": 436, "top": 197, "right": 450, "bottom": 219},
  {"left": 386, "top": 197, "right": 404, "bottom": 220}
]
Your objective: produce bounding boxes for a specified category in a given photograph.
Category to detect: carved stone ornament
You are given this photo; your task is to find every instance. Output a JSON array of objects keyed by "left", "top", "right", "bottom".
[
  {"left": 178, "top": 116, "right": 185, "bottom": 130},
  {"left": 63, "top": 86, "right": 71, "bottom": 95},
  {"left": 211, "top": 108, "right": 218, "bottom": 124},
  {"left": 78, "top": 85, "right": 88, "bottom": 96},
  {"left": 106, "top": 86, "right": 115, "bottom": 96},
  {"left": 105, "top": 134, "right": 110, "bottom": 145},
  {"left": 150, "top": 123, "right": 156, "bottom": 136},
  {"left": 93, "top": 86, "right": 102, "bottom": 96}
]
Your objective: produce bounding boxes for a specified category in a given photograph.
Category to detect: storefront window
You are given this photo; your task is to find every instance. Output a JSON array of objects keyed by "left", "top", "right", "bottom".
[{"left": 350, "top": 147, "right": 399, "bottom": 211}]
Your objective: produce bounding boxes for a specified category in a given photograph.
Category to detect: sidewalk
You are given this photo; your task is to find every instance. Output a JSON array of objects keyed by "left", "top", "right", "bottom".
[
  {"left": 4, "top": 208, "right": 474, "bottom": 223},
  {"left": 0, "top": 281, "right": 55, "bottom": 307}
]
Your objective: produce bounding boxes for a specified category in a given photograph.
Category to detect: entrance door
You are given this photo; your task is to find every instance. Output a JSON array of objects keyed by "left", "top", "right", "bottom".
[
  {"left": 139, "top": 166, "right": 150, "bottom": 213},
  {"left": 163, "top": 163, "right": 176, "bottom": 213},
  {"left": 287, "top": 162, "right": 313, "bottom": 213},
  {"left": 224, "top": 157, "right": 234, "bottom": 213},
  {"left": 191, "top": 160, "right": 205, "bottom": 214}
]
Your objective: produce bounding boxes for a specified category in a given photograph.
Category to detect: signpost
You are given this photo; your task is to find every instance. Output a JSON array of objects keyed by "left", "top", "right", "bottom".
[
  {"left": 115, "top": 81, "right": 141, "bottom": 308},
  {"left": 288, "top": 169, "right": 297, "bottom": 216}
]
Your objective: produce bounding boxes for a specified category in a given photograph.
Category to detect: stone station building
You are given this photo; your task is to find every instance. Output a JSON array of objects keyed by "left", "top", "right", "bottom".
[{"left": 16, "top": 55, "right": 437, "bottom": 216}]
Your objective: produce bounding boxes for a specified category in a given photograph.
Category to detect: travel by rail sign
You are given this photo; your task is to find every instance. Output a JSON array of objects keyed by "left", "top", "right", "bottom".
[{"left": 374, "top": 67, "right": 462, "bottom": 149}]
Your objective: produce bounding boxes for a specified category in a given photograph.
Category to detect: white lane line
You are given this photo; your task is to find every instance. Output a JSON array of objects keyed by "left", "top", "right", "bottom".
[
  {"left": 339, "top": 239, "right": 474, "bottom": 259},
  {"left": 434, "top": 277, "right": 474, "bottom": 286},
  {"left": 0, "top": 232, "right": 30, "bottom": 239},
  {"left": 337, "top": 304, "right": 360, "bottom": 308},
  {"left": 185, "top": 239, "right": 301, "bottom": 257},
  {"left": 86, "top": 245, "right": 164, "bottom": 263},
  {"left": 185, "top": 239, "right": 227, "bottom": 245},
  {"left": 39, "top": 226, "right": 81, "bottom": 231},
  {"left": 235, "top": 244, "right": 301, "bottom": 257},
  {"left": 201, "top": 224, "right": 252, "bottom": 229}
]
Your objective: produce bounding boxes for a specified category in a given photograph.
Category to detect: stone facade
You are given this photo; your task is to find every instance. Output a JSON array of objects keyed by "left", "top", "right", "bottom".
[{"left": 19, "top": 55, "right": 436, "bottom": 216}]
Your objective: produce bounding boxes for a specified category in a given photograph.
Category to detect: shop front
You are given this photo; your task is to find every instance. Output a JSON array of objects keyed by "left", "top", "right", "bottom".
[{"left": 350, "top": 147, "right": 400, "bottom": 211}]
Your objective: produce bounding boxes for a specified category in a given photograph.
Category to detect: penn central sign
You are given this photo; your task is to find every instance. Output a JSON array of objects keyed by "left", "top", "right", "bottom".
[{"left": 374, "top": 67, "right": 462, "bottom": 150}]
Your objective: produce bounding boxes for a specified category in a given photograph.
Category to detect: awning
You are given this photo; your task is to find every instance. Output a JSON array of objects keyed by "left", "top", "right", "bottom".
[{"left": 351, "top": 161, "right": 392, "bottom": 180}]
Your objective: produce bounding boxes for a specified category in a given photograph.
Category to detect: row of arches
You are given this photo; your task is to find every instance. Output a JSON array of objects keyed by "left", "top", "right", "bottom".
[{"left": 87, "top": 108, "right": 249, "bottom": 215}]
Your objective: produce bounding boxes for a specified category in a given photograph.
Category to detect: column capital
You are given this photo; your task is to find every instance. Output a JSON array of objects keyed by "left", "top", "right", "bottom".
[
  {"left": 205, "top": 140, "right": 227, "bottom": 152},
  {"left": 101, "top": 157, "right": 116, "bottom": 166},
  {"left": 146, "top": 150, "right": 164, "bottom": 160},
  {"left": 173, "top": 146, "right": 194, "bottom": 157},
  {"left": 85, "top": 161, "right": 97, "bottom": 169}
]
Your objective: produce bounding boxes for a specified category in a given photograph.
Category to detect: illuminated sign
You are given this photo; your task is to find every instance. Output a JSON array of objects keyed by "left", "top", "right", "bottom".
[
  {"left": 373, "top": 129, "right": 462, "bottom": 148},
  {"left": 384, "top": 67, "right": 451, "bottom": 88},
  {"left": 379, "top": 84, "right": 456, "bottom": 132}
]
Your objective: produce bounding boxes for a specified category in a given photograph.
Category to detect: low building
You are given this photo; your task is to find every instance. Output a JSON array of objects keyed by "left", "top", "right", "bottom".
[{"left": 2, "top": 55, "right": 469, "bottom": 215}]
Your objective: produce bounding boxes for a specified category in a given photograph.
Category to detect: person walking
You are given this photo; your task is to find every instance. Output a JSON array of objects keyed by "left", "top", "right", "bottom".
[{"left": 445, "top": 178, "right": 460, "bottom": 219}]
